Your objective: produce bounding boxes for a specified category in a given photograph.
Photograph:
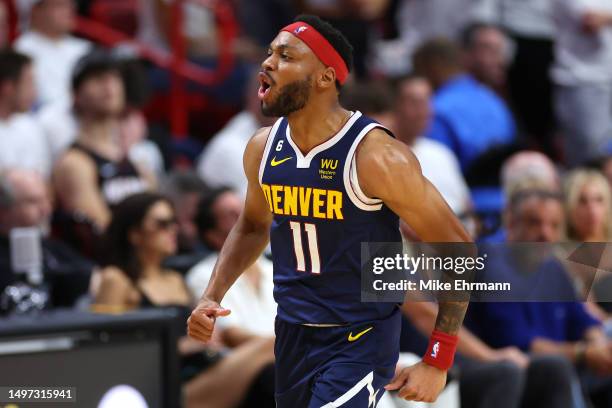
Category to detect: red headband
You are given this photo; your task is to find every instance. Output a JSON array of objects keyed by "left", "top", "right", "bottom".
[{"left": 280, "top": 22, "right": 349, "bottom": 85}]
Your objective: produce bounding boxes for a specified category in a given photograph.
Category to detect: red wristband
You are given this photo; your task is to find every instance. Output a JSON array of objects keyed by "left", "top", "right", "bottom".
[{"left": 422, "top": 330, "right": 458, "bottom": 370}]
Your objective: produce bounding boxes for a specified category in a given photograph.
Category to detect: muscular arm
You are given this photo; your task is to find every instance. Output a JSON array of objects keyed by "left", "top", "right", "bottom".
[
  {"left": 201, "top": 127, "right": 273, "bottom": 303},
  {"left": 358, "top": 129, "right": 471, "bottom": 336}
]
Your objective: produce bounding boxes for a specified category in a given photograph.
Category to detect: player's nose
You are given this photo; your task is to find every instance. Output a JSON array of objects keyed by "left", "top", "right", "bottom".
[{"left": 261, "top": 54, "right": 276, "bottom": 72}]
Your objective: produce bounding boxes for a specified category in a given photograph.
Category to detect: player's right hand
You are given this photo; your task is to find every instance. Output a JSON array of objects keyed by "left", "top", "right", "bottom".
[{"left": 187, "top": 298, "right": 231, "bottom": 343}]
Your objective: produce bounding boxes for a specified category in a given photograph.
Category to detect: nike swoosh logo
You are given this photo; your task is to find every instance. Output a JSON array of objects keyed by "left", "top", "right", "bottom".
[
  {"left": 348, "top": 326, "right": 373, "bottom": 342},
  {"left": 271, "top": 156, "right": 293, "bottom": 167}
]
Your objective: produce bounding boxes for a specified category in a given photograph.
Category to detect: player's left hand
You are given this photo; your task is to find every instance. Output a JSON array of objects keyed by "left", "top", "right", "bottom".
[{"left": 384, "top": 361, "right": 447, "bottom": 403}]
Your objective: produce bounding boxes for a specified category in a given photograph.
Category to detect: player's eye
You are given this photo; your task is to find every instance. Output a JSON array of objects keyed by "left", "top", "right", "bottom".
[
  {"left": 281, "top": 53, "right": 291, "bottom": 60},
  {"left": 267, "top": 49, "right": 273, "bottom": 56}
]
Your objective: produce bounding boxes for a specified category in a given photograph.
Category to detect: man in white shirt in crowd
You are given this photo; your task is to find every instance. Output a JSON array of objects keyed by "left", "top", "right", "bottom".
[
  {"left": 0, "top": 49, "right": 51, "bottom": 178},
  {"left": 196, "top": 72, "right": 276, "bottom": 198},
  {"left": 186, "top": 187, "right": 276, "bottom": 341},
  {"left": 393, "top": 75, "right": 472, "bottom": 219},
  {"left": 15, "top": 0, "right": 90, "bottom": 108},
  {"left": 552, "top": 0, "right": 612, "bottom": 166}
]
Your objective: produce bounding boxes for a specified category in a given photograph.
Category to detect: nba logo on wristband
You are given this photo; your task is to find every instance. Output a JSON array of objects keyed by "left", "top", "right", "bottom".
[
  {"left": 423, "top": 330, "right": 458, "bottom": 370},
  {"left": 431, "top": 341, "right": 440, "bottom": 358}
]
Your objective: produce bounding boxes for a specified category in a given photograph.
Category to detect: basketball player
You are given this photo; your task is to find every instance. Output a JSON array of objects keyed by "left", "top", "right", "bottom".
[{"left": 188, "top": 15, "right": 471, "bottom": 407}]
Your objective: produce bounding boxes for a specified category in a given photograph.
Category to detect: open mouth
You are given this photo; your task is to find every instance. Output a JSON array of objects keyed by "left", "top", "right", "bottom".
[{"left": 258, "top": 72, "right": 273, "bottom": 100}]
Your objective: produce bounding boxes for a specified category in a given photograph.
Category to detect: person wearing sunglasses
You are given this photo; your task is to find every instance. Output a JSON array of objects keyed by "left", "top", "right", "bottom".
[{"left": 93, "top": 192, "right": 275, "bottom": 408}]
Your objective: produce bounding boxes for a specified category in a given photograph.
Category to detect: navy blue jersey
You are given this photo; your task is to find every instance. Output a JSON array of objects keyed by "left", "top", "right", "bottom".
[{"left": 259, "top": 111, "right": 401, "bottom": 324}]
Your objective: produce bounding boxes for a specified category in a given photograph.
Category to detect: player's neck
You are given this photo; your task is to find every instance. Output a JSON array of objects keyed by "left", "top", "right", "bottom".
[{"left": 286, "top": 101, "right": 350, "bottom": 154}]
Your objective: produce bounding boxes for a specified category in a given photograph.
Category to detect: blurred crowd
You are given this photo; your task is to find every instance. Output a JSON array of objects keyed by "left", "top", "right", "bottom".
[{"left": 1, "top": 0, "right": 612, "bottom": 407}]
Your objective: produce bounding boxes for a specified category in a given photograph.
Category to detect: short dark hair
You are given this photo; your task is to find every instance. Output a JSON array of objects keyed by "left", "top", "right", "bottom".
[
  {"left": 195, "top": 187, "right": 233, "bottom": 235},
  {"left": 391, "top": 72, "right": 428, "bottom": 93},
  {"left": 461, "top": 22, "right": 503, "bottom": 49},
  {"left": 508, "top": 189, "right": 563, "bottom": 215},
  {"left": 0, "top": 49, "right": 31, "bottom": 85},
  {"left": 413, "top": 37, "right": 462, "bottom": 71},
  {"left": 71, "top": 50, "right": 120, "bottom": 91},
  {"left": 293, "top": 14, "right": 353, "bottom": 89},
  {"left": 161, "top": 170, "right": 208, "bottom": 199},
  {"left": 340, "top": 80, "right": 394, "bottom": 115}
]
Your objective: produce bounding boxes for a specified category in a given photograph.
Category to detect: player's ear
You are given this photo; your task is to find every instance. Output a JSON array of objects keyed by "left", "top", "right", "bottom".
[{"left": 317, "top": 67, "right": 336, "bottom": 90}]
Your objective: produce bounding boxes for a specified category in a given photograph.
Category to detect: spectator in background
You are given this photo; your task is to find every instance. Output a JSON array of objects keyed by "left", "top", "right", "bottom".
[
  {"left": 0, "top": 49, "right": 51, "bottom": 178},
  {"left": 552, "top": 0, "right": 612, "bottom": 167},
  {"left": 116, "top": 58, "right": 164, "bottom": 178},
  {"left": 161, "top": 171, "right": 209, "bottom": 256},
  {"left": 94, "top": 192, "right": 275, "bottom": 408},
  {"left": 186, "top": 187, "right": 276, "bottom": 344},
  {"left": 38, "top": 55, "right": 163, "bottom": 177},
  {"left": 480, "top": 150, "right": 560, "bottom": 242},
  {"left": 565, "top": 169, "right": 612, "bottom": 243},
  {"left": 467, "top": 189, "right": 612, "bottom": 408},
  {"left": 461, "top": 22, "right": 512, "bottom": 97},
  {"left": 473, "top": 0, "right": 557, "bottom": 159},
  {"left": 0, "top": 169, "right": 94, "bottom": 306},
  {"left": 197, "top": 72, "right": 276, "bottom": 198},
  {"left": 564, "top": 169, "right": 612, "bottom": 313},
  {"left": 15, "top": 0, "right": 91, "bottom": 107},
  {"left": 501, "top": 151, "right": 561, "bottom": 198},
  {"left": 393, "top": 75, "right": 472, "bottom": 219},
  {"left": 52, "top": 52, "right": 151, "bottom": 258},
  {"left": 413, "top": 38, "right": 515, "bottom": 173}
]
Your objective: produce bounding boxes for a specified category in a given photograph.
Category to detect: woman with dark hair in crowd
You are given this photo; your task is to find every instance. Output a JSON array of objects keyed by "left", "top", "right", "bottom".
[{"left": 94, "top": 192, "right": 275, "bottom": 408}]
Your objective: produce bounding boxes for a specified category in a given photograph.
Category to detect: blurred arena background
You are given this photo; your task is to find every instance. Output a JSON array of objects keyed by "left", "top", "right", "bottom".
[{"left": 0, "top": 0, "right": 611, "bottom": 407}]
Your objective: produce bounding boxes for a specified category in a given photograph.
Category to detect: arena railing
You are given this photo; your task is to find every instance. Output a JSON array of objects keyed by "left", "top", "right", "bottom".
[{"left": 74, "top": 0, "right": 238, "bottom": 139}]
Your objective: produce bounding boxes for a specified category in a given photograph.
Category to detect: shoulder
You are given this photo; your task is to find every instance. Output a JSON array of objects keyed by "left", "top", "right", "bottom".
[
  {"left": 165, "top": 269, "right": 187, "bottom": 284},
  {"left": 14, "top": 33, "right": 35, "bottom": 51},
  {"left": 55, "top": 147, "right": 94, "bottom": 171},
  {"left": 243, "top": 125, "right": 275, "bottom": 170},
  {"left": 65, "top": 36, "right": 92, "bottom": 54},
  {"left": 99, "top": 266, "right": 133, "bottom": 289},
  {"left": 357, "top": 127, "right": 421, "bottom": 173}
]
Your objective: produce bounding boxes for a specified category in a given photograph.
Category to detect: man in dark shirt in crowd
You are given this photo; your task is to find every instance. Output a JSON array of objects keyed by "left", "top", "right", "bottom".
[
  {"left": 413, "top": 38, "right": 515, "bottom": 173},
  {"left": 467, "top": 189, "right": 612, "bottom": 408},
  {"left": 0, "top": 169, "right": 94, "bottom": 308}
]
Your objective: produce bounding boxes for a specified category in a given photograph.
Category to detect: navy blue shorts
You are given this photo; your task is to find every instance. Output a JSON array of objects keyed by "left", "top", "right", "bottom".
[{"left": 274, "top": 309, "right": 401, "bottom": 408}]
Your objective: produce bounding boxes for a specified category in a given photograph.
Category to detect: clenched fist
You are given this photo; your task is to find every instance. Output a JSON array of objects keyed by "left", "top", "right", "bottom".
[
  {"left": 385, "top": 361, "right": 447, "bottom": 403},
  {"left": 187, "top": 298, "right": 231, "bottom": 343}
]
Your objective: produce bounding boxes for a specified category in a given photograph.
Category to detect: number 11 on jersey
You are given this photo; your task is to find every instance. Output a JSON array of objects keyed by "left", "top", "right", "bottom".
[{"left": 289, "top": 221, "right": 321, "bottom": 274}]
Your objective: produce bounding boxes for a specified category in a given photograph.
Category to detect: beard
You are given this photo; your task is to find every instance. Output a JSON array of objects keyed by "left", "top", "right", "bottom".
[{"left": 261, "top": 76, "right": 312, "bottom": 117}]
